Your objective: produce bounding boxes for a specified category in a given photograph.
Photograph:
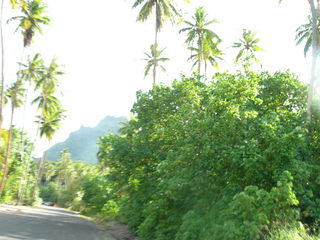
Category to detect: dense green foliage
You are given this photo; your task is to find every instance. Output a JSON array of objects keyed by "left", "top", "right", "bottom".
[
  {"left": 45, "top": 116, "right": 126, "bottom": 163},
  {"left": 0, "top": 129, "right": 37, "bottom": 204},
  {"left": 88, "top": 70, "right": 320, "bottom": 239},
  {"left": 39, "top": 149, "right": 98, "bottom": 207}
]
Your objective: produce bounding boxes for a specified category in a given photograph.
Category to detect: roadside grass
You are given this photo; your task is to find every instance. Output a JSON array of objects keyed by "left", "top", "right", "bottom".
[
  {"left": 266, "top": 224, "right": 319, "bottom": 240},
  {"left": 77, "top": 212, "right": 138, "bottom": 240}
]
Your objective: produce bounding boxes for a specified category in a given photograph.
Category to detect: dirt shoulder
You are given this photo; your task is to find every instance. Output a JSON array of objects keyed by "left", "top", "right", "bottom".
[
  {"left": 99, "top": 221, "right": 139, "bottom": 240},
  {"left": 80, "top": 215, "right": 139, "bottom": 240}
]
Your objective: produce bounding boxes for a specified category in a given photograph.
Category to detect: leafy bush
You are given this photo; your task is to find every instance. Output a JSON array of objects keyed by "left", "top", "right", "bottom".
[{"left": 95, "top": 71, "right": 320, "bottom": 239}]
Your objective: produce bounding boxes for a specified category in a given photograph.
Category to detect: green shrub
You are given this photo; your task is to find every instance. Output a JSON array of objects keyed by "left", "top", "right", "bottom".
[{"left": 95, "top": 71, "right": 320, "bottom": 239}]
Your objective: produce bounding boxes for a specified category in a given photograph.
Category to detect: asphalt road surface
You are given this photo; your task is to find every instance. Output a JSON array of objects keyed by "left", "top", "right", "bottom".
[{"left": 0, "top": 204, "right": 115, "bottom": 240}]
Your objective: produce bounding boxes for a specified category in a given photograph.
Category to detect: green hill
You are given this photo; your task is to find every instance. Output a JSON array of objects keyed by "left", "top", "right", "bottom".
[{"left": 45, "top": 116, "right": 126, "bottom": 163}]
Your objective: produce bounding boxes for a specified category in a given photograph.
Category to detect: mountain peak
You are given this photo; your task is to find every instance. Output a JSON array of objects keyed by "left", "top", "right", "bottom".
[{"left": 45, "top": 116, "right": 127, "bottom": 163}]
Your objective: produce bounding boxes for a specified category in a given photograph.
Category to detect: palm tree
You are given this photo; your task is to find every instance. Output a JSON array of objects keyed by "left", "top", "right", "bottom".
[
  {"left": 37, "top": 109, "right": 65, "bottom": 140},
  {"left": 30, "top": 59, "right": 64, "bottom": 200},
  {"left": 132, "top": 0, "right": 179, "bottom": 86},
  {"left": 15, "top": 54, "right": 45, "bottom": 203},
  {"left": 0, "top": 0, "right": 24, "bottom": 143},
  {"left": 280, "top": 0, "right": 319, "bottom": 121},
  {"left": 187, "top": 41, "right": 223, "bottom": 75},
  {"left": 31, "top": 58, "right": 63, "bottom": 150},
  {"left": 1, "top": 0, "right": 50, "bottom": 192},
  {"left": 232, "top": 29, "right": 263, "bottom": 68},
  {"left": 35, "top": 58, "right": 62, "bottom": 92},
  {"left": 8, "top": 0, "right": 50, "bottom": 47},
  {"left": 22, "top": 58, "right": 63, "bottom": 203},
  {"left": 0, "top": 0, "right": 49, "bottom": 154},
  {"left": 31, "top": 108, "right": 65, "bottom": 202},
  {"left": 18, "top": 53, "right": 44, "bottom": 148},
  {"left": 179, "top": 7, "right": 221, "bottom": 75},
  {"left": 0, "top": 81, "right": 25, "bottom": 196},
  {"left": 32, "top": 58, "right": 62, "bottom": 117},
  {"left": 295, "top": 15, "right": 320, "bottom": 57},
  {"left": 144, "top": 44, "right": 169, "bottom": 78},
  {"left": 19, "top": 53, "right": 44, "bottom": 83}
]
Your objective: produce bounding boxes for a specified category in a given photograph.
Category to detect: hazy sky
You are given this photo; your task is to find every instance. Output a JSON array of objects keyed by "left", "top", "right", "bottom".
[{"left": 2, "top": 0, "right": 310, "bottom": 155}]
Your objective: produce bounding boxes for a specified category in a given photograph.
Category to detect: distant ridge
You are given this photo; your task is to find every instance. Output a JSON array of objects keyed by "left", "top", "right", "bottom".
[{"left": 45, "top": 116, "right": 127, "bottom": 163}]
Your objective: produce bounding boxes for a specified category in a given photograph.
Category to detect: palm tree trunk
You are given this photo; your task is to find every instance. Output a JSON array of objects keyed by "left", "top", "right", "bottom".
[
  {"left": 204, "top": 61, "right": 207, "bottom": 76},
  {"left": 0, "top": 0, "right": 6, "bottom": 142},
  {"left": 153, "top": 3, "right": 158, "bottom": 88},
  {"left": 0, "top": 104, "right": 15, "bottom": 197},
  {"left": 307, "top": 0, "right": 319, "bottom": 121},
  {"left": 197, "top": 37, "right": 201, "bottom": 75},
  {"left": 307, "top": 51, "right": 317, "bottom": 121}
]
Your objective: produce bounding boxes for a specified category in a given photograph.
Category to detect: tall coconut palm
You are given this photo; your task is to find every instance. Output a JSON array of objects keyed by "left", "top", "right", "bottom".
[
  {"left": 133, "top": 0, "right": 179, "bottom": 86},
  {"left": 31, "top": 108, "right": 65, "bottom": 201},
  {"left": 280, "top": 0, "right": 319, "bottom": 121},
  {"left": 31, "top": 58, "right": 63, "bottom": 156},
  {"left": 232, "top": 29, "right": 263, "bottom": 68},
  {"left": 0, "top": 81, "right": 25, "bottom": 196},
  {"left": 144, "top": 44, "right": 169, "bottom": 78},
  {"left": 0, "top": 0, "right": 28, "bottom": 139},
  {"left": 15, "top": 54, "right": 45, "bottom": 202},
  {"left": 1, "top": 0, "right": 49, "bottom": 154},
  {"left": 3, "top": 0, "right": 50, "bottom": 184},
  {"left": 30, "top": 59, "right": 63, "bottom": 200},
  {"left": 22, "top": 58, "right": 63, "bottom": 203},
  {"left": 18, "top": 54, "right": 44, "bottom": 147},
  {"left": 0, "top": 0, "right": 23, "bottom": 144},
  {"left": 8, "top": 0, "right": 50, "bottom": 47},
  {"left": 179, "top": 7, "right": 221, "bottom": 75}
]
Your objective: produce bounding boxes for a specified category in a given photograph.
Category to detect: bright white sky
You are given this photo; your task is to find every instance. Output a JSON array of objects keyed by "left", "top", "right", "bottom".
[{"left": 2, "top": 0, "right": 310, "bottom": 156}]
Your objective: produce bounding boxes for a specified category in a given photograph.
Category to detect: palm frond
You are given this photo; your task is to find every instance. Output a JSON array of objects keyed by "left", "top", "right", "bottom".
[
  {"left": 235, "top": 49, "right": 244, "bottom": 63},
  {"left": 132, "top": 0, "right": 146, "bottom": 9},
  {"left": 144, "top": 63, "right": 152, "bottom": 77},
  {"left": 304, "top": 37, "right": 312, "bottom": 57}
]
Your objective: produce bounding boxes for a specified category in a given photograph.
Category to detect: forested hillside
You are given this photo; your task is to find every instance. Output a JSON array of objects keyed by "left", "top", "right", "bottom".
[{"left": 45, "top": 116, "right": 126, "bottom": 162}]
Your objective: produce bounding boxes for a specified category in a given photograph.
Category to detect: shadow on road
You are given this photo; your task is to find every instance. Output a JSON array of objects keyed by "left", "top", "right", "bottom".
[
  {"left": 0, "top": 206, "right": 113, "bottom": 240},
  {"left": 38, "top": 206, "right": 78, "bottom": 216}
]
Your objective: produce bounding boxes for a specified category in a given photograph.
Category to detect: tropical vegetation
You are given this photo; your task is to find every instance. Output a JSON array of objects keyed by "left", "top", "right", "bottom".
[
  {"left": 179, "top": 6, "right": 222, "bottom": 75},
  {"left": 0, "top": 0, "right": 65, "bottom": 204},
  {"left": 1, "top": 0, "right": 320, "bottom": 240},
  {"left": 143, "top": 44, "right": 169, "bottom": 78},
  {"left": 133, "top": 0, "right": 179, "bottom": 85}
]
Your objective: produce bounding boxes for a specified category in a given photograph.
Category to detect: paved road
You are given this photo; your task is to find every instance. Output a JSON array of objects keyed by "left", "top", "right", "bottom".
[{"left": 0, "top": 204, "right": 115, "bottom": 240}]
